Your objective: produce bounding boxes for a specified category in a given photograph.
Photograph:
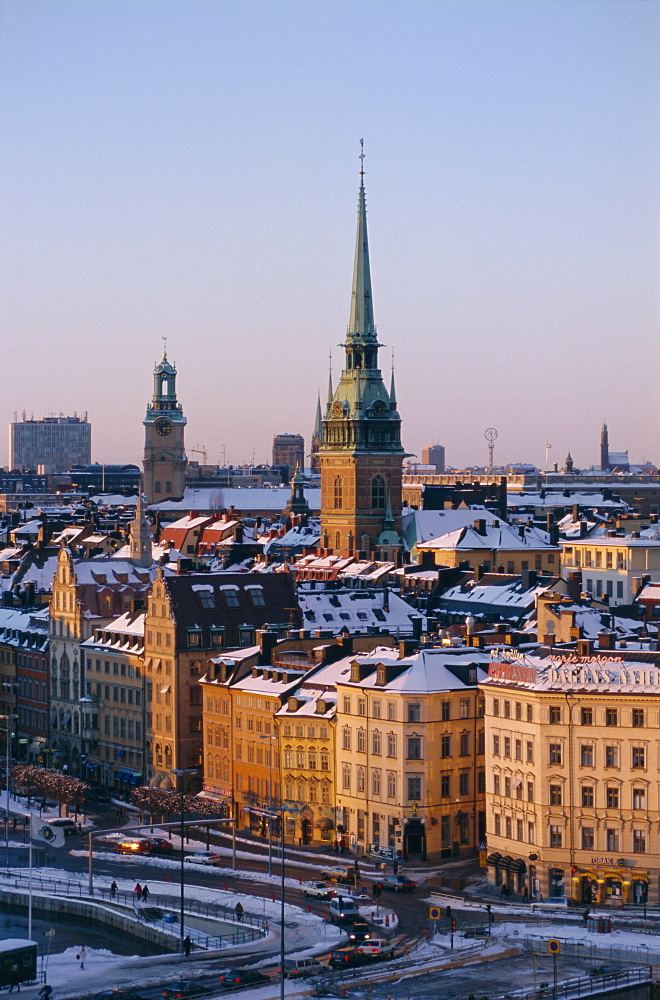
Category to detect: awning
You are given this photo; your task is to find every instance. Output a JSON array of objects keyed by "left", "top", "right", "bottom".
[
  {"left": 29, "top": 739, "right": 47, "bottom": 752},
  {"left": 487, "top": 852, "right": 502, "bottom": 866},
  {"left": 243, "top": 806, "right": 279, "bottom": 819},
  {"left": 129, "top": 773, "right": 142, "bottom": 785},
  {"left": 510, "top": 858, "right": 527, "bottom": 874},
  {"left": 117, "top": 749, "right": 126, "bottom": 758},
  {"left": 115, "top": 770, "right": 129, "bottom": 782}
]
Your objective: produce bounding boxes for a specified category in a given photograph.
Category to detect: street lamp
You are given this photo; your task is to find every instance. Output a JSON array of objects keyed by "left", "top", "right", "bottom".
[
  {"left": 170, "top": 768, "right": 197, "bottom": 953},
  {"left": 0, "top": 714, "right": 18, "bottom": 870},
  {"left": 259, "top": 734, "right": 277, "bottom": 876}
]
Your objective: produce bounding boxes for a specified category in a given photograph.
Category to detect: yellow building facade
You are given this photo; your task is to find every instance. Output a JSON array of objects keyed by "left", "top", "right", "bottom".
[{"left": 482, "top": 649, "right": 660, "bottom": 905}]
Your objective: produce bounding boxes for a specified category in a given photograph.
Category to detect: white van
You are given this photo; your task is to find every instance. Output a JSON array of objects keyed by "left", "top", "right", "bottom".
[{"left": 329, "top": 895, "right": 360, "bottom": 924}]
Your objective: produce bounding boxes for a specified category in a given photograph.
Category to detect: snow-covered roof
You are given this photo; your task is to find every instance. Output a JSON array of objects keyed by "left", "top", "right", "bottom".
[
  {"left": 437, "top": 574, "right": 558, "bottom": 613},
  {"left": 484, "top": 649, "right": 660, "bottom": 693},
  {"left": 148, "top": 486, "right": 321, "bottom": 514},
  {"left": 418, "top": 520, "right": 556, "bottom": 552},
  {"left": 401, "top": 506, "right": 493, "bottom": 548},
  {"left": 335, "top": 645, "right": 491, "bottom": 694},
  {"left": 275, "top": 686, "right": 336, "bottom": 719},
  {"left": 297, "top": 586, "right": 423, "bottom": 635}
]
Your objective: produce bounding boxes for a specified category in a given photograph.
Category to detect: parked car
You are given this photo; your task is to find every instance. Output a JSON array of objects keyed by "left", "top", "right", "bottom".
[
  {"left": 589, "top": 965, "right": 623, "bottom": 978},
  {"left": 357, "top": 939, "right": 396, "bottom": 960},
  {"left": 162, "top": 983, "right": 212, "bottom": 998},
  {"left": 302, "top": 881, "right": 335, "bottom": 900},
  {"left": 218, "top": 970, "right": 270, "bottom": 990},
  {"left": 327, "top": 948, "right": 372, "bottom": 970},
  {"left": 46, "top": 818, "right": 78, "bottom": 837},
  {"left": 279, "top": 958, "right": 322, "bottom": 979},
  {"left": 321, "top": 865, "right": 354, "bottom": 884},
  {"left": 379, "top": 875, "right": 415, "bottom": 892},
  {"left": 184, "top": 852, "right": 223, "bottom": 866},
  {"left": 92, "top": 991, "right": 149, "bottom": 1000},
  {"left": 345, "top": 920, "right": 371, "bottom": 943}
]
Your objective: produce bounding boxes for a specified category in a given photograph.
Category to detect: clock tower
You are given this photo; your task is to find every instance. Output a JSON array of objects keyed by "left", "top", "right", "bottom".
[
  {"left": 143, "top": 349, "right": 187, "bottom": 502},
  {"left": 319, "top": 152, "right": 403, "bottom": 559}
]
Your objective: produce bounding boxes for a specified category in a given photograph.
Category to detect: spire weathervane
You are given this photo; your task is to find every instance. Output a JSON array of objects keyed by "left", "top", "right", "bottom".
[
  {"left": 359, "top": 138, "right": 365, "bottom": 180},
  {"left": 162, "top": 335, "right": 168, "bottom": 360}
]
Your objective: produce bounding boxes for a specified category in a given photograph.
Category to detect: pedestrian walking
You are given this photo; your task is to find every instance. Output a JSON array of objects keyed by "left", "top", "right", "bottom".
[
  {"left": 134, "top": 883, "right": 142, "bottom": 899},
  {"left": 583, "top": 908, "right": 590, "bottom": 925},
  {"left": 522, "top": 885, "right": 529, "bottom": 902},
  {"left": 183, "top": 935, "right": 192, "bottom": 958},
  {"left": 8, "top": 963, "right": 20, "bottom": 992},
  {"left": 78, "top": 947, "right": 86, "bottom": 970},
  {"left": 234, "top": 902, "right": 244, "bottom": 922},
  {"left": 141, "top": 884, "right": 149, "bottom": 902},
  {"left": 110, "top": 881, "right": 118, "bottom": 899}
]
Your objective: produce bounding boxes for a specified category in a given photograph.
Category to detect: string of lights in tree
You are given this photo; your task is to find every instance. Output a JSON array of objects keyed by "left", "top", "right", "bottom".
[
  {"left": 11, "top": 764, "right": 89, "bottom": 803},
  {"left": 131, "top": 786, "right": 225, "bottom": 819}
]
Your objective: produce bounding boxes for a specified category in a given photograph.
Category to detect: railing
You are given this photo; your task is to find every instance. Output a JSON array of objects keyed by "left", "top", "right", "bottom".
[
  {"left": 493, "top": 967, "right": 651, "bottom": 1000},
  {"left": 2, "top": 872, "right": 267, "bottom": 951},
  {"left": 517, "top": 934, "right": 660, "bottom": 966}
]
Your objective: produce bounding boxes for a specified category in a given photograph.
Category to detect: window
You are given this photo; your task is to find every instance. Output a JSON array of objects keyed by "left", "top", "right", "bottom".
[
  {"left": 503, "top": 737, "right": 511, "bottom": 758},
  {"left": 441, "top": 774, "right": 451, "bottom": 797},
  {"left": 515, "top": 702, "right": 522, "bottom": 721},
  {"left": 188, "top": 630, "right": 201, "bottom": 647},
  {"left": 342, "top": 765, "right": 350, "bottom": 791},
  {"left": 581, "top": 827, "right": 595, "bottom": 850},
  {"left": 440, "top": 735, "right": 451, "bottom": 758},
  {"left": 248, "top": 587, "right": 265, "bottom": 607},
  {"left": 528, "top": 822, "right": 535, "bottom": 843},
  {"left": 407, "top": 703, "right": 421, "bottom": 723},
  {"left": 632, "top": 746, "right": 646, "bottom": 769},
  {"left": 223, "top": 588, "right": 240, "bottom": 608},
  {"left": 342, "top": 727, "right": 351, "bottom": 751},
  {"left": 505, "top": 817, "right": 512, "bottom": 838},
  {"left": 371, "top": 476, "right": 385, "bottom": 509},
  {"left": 526, "top": 741, "right": 534, "bottom": 763},
  {"left": 580, "top": 745, "right": 594, "bottom": 767},
  {"left": 633, "top": 830, "right": 646, "bottom": 854},
  {"left": 527, "top": 781, "right": 534, "bottom": 802},
  {"left": 549, "top": 706, "right": 561, "bottom": 724},
  {"left": 386, "top": 733, "right": 397, "bottom": 757},
  {"left": 441, "top": 701, "right": 451, "bottom": 721},
  {"left": 606, "top": 786, "right": 619, "bottom": 808},
  {"left": 357, "top": 728, "right": 366, "bottom": 753},
  {"left": 605, "top": 708, "right": 618, "bottom": 727},
  {"left": 581, "top": 785, "right": 594, "bottom": 808},
  {"left": 493, "top": 698, "right": 500, "bottom": 717},
  {"left": 632, "top": 709, "right": 645, "bottom": 728},
  {"left": 581, "top": 707, "right": 593, "bottom": 726},
  {"left": 459, "top": 772, "right": 469, "bottom": 796},
  {"left": 503, "top": 701, "right": 510, "bottom": 719},
  {"left": 549, "top": 784, "right": 562, "bottom": 806},
  {"left": 407, "top": 736, "right": 422, "bottom": 760},
  {"left": 460, "top": 699, "right": 469, "bottom": 719},
  {"left": 407, "top": 775, "right": 421, "bottom": 801},
  {"left": 494, "top": 814, "right": 501, "bottom": 836},
  {"left": 493, "top": 774, "right": 500, "bottom": 795},
  {"left": 357, "top": 698, "right": 366, "bottom": 717},
  {"left": 478, "top": 771, "right": 485, "bottom": 793},
  {"left": 334, "top": 477, "right": 343, "bottom": 509},
  {"left": 372, "top": 730, "right": 381, "bottom": 755},
  {"left": 460, "top": 732, "right": 470, "bottom": 756},
  {"left": 616, "top": 581, "right": 623, "bottom": 599},
  {"left": 549, "top": 743, "right": 562, "bottom": 765},
  {"left": 550, "top": 825, "right": 563, "bottom": 848},
  {"left": 387, "top": 701, "right": 396, "bottom": 721},
  {"left": 197, "top": 590, "right": 214, "bottom": 609},
  {"left": 343, "top": 696, "right": 351, "bottom": 714},
  {"left": 357, "top": 767, "right": 365, "bottom": 792},
  {"left": 372, "top": 699, "right": 381, "bottom": 719},
  {"left": 493, "top": 735, "right": 500, "bottom": 756},
  {"left": 371, "top": 769, "right": 381, "bottom": 795},
  {"left": 514, "top": 739, "right": 522, "bottom": 760},
  {"left": 387, "top": 772, "right": 396, "bottom": 798},
  {"left": 504, "top": 776, "right": 511, "bottom": 797},
  {"left": 527, "top": 705, "right": 533, "bottom": 722},
  {"left": 605, "top": 745, "right": 619, "bottom": 768},
  {"left": 606, "top": 828, "right": 619, "bottom": 851},
  {"left": 516, "top": 820, "right": 523, "bottom": 842},
  {"left": 632, "top": 787, "right": 646, "bottom": 810}
]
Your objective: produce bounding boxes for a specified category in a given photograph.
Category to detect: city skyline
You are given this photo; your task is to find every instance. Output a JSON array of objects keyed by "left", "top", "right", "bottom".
[{"left": 2, "top": 0, "right": 658, "bottom": 471}]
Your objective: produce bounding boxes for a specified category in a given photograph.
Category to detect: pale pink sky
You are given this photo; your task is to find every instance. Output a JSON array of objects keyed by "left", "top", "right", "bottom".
[{"left": 2, "top": 0, "right": 658, "bottom": 472}]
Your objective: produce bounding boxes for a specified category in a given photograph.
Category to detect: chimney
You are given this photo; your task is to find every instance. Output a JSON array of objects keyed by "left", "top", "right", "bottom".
[
  {"left": 545, "top": 513, "right": 554, "bottom": 533},
  {"left": 399, "top": 639, "right": 418, "bottom": 659},
  {"left": 579, "top": 521, "right": 588, "bottom": 538},
  {"left": 577, "top": 638, "right": 594, "bottom": 657},
  {"left": 474, "top": 519, "right": 487, "bottom": 536},
  {"left": 572, "top": 504, "right": 580, "bottom": 522},
  {"left": 411, "top": 615, "right": 424, "bottom": 640},
  {"left": 597, "top": 630, "right": 614, "bottom": 650},
  {"left": 257, "top": 629, "right": 278, "bottom": 665},
  {"left": 474, "top": 564, "right": 484, "bottom": 583}
]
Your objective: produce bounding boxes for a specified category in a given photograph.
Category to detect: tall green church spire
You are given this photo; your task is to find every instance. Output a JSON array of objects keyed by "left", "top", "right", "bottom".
[{"left": 348, "top": 140, "right": 375, "bottom": 342}]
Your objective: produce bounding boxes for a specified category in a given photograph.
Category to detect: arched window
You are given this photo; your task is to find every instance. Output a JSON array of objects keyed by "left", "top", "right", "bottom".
[
  {"left": 165, "top": 481, "right": 172, "bottom": 493},
  {"left": 371, "top": 476, "right": 386, "bottom": 509},
  {"left": 154, "top": 481, "right": 161, "bottom": 493},
  {"left": 333, "top": 477, "right": 343, "bottom": 509},
  {"left": 335, "top": 531, "right": 341, "bottom": 551}
]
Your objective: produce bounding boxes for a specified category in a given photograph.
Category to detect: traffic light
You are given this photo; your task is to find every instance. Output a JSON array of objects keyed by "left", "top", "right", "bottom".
[
  {"left": 372, "top": 883, "right": 382, "bottom": 898},
  {"left": 451, "top": 918, "right": 457, "bottom": 933},
  {"left": 445, "top": 905, "right": 452, "bottom": 918}
]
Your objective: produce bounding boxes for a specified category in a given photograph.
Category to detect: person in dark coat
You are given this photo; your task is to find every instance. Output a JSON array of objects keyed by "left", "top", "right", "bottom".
[{"left": 183, "top": 935, "right": 192, "bottom": 957}]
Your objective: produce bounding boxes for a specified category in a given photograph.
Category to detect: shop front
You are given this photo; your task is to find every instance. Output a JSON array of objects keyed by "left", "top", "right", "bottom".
[{"left": 571, "top": 865, "right": 650, "bottom": 905}]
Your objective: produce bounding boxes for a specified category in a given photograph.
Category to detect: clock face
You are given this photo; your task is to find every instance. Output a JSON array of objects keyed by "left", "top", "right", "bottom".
[
  {"left": 332, "top": 402, "right": 343, "bottom": 417},
  {"left": 155, "top": 418, "right": 172, "bottom": 436},
  {"left": 373, "top": 400, "right": 387, "bottom": 415}
]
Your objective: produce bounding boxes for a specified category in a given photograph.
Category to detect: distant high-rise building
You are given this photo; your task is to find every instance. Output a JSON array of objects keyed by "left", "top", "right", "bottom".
[
  {"left": 600, "top": 423, "right": 610, "bottom": 472},
  {"left": 9, "top": 414, "right": 91, "bottom": 474},
  {"left": 422, "top": 444, "right": 446, "bottom": 473},
  {"left": 272, "top": 434, "right": 304, "bottom": 476}
]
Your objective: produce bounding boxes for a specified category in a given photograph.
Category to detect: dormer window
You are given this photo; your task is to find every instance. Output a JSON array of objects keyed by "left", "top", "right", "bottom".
[
  {"left": 376, "top": 666, "right": 386, "bottom": 686},
  {"left": 245, "top": 585, "right": 265, "bottom": 607},
  {"left": 197, "top": 590, "right": 215, "bottom": 609},
  {"left": 350, "top": 663, "right": 360, "bottom": 683},
  {"left": 238, "top": 626, "right": 254, "bottom": 646},
  {"left": 188, "top": 629, "right": 202, "bottom": 648},
  {"left": 288, "top": 697, "right": 298, "bottom": 712},
  {"left": 210, "top": 627, "right": 225, "bottom": 648},
  {"left": 220, "top": 585, "right": 240, "bottom": 608}
]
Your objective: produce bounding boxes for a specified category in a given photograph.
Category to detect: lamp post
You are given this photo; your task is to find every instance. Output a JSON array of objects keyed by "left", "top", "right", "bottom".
[
  {"left": 259, "top": 734, "right": 277, "bottom": 876},
  {"left": 2, "top": 683, "right": 19, "bottom": 764},
  {"left": 0, "top": 714, "right": 18, "bottom": 871},
  {"left": 170, "top": 767, "right": 197, "bottom": 952}
]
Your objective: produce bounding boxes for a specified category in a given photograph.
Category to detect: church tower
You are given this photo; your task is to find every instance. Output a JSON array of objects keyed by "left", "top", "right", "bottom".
[
  {"left": 319, "top": 151, "right": 403, "bottom": 559},
  {"left": 600, "top": 423, "right": 610, "bottom": 472},
  {"left": 129, "top": 487, "right": 153, "bottom": 567},
  {"left": 143, "top": 349, "right": 187, "bottom": 502},
  {"left": 310, "top": 393, "right": 322, "bottom": 474}
]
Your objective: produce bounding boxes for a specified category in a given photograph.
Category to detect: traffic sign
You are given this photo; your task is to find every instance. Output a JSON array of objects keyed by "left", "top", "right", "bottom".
[
  {"left": 429, "top": 906, "right": 440, "bottom": 920},
  {"left": 548, "top": 939, "right": 561, "bottom": 954}
]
